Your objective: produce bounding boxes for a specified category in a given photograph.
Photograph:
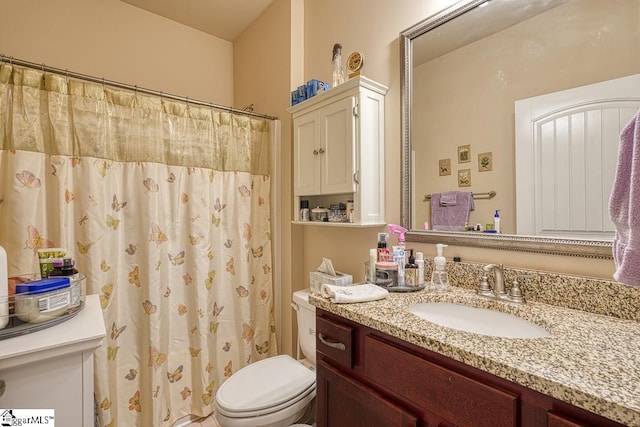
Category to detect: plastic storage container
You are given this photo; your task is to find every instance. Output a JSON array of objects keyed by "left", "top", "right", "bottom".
[
  {"left": 15, "top": 277, "right": 71, "bottom": 323},
  {"left": 310, "top": 207, "right": 329, "bottom": 222}
]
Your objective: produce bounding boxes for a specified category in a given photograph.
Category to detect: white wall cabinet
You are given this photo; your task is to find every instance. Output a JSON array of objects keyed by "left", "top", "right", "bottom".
[
  {"left": 0, "top": 295, "right": 106, "bottom": 427},
  {"left": 290, "top": 76, "right": 387, "bottom": 226}
]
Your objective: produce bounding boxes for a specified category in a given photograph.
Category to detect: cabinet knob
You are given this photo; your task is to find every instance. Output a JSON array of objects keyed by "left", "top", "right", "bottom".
[
  {"left": 318, "top": 148, "right": 325, "bottom": 154},
  {"left": 0, "top": 379, "right": 5, "bottom": 398},
  {"left": 313, "top": 149, "right": 319, "bottom": 155}
]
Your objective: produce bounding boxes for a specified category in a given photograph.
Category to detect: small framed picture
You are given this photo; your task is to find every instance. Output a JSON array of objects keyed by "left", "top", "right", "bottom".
[
  {"left": 457, "top": 145, "right": 471, "bottom": 163},
  {"left": 458, "top": 169, "right": 471, "bottom": 187},
  {"left": 478, "top": 152, "right": 493, "bottom": 172},
  {"left": 439, "top": 159, "right": 451, "bottom": 176}
]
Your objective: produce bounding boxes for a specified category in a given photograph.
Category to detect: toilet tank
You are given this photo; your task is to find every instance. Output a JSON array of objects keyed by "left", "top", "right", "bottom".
[{"left": 292, "top": 289, "right": 316, "bottom": 366}]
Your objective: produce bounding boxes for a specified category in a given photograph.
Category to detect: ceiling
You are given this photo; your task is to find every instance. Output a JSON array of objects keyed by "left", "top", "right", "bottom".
[{"left": 120, "top": 0, "right": 276, "bottom": 41}]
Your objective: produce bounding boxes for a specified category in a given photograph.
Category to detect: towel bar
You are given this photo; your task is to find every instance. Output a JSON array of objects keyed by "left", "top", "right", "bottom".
[{"left": 424, "top": 191, "right": 496, "bottom": 202}]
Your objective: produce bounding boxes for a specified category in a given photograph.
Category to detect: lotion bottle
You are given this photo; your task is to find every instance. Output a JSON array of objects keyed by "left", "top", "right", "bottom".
[
  {"left": 0, "top": 244, "right": 8, "bottom": 329},
  {"left": 415, "top": 251, "right": 425, "bottom": 286},
  {"left": 493, "top": 210, "right": 501, "bottom": 233},
  {"left": 368, "top": 248, "right": 377, "bottom": 284}
]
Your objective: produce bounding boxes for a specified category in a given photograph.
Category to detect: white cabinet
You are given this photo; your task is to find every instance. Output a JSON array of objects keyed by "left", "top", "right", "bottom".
[
  {"left": 0, "top": 295, "right": 106, "bottom": 427},
  {"left": 290, "top": 76, "right": 387, "bottom": 226}
]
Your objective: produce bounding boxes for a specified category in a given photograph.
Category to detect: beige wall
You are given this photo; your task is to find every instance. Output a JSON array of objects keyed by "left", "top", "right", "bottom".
[
  {"left": 0, "top": 0, "right": 234, "bottom": 104},
  {"left": 233, "top": 0, "right": 302, "bottom": 356}
]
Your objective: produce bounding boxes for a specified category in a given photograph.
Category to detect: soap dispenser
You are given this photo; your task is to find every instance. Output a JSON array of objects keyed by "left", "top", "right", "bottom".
[
  {"left": 493, "top": 210, "right": 501, "bottom": 234},
  {"left": 430, "top": 244, "right": 450, "bottom": 292}
]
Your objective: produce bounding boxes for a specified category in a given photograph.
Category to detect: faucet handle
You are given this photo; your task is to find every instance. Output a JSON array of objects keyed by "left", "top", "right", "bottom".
[
  {"left": 477, "top": 271, "right": 494, "bottom": 297},
  {"left": 509, "top": 274, "right": 534, "bottom": 303}
]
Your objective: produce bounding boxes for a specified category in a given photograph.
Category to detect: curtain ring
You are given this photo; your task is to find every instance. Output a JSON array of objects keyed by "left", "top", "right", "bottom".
[
  {"left": 9, "top": 56, "right": 13, "bottom": 66},
  {"left": 65, "top": 69, "right": 69, "bottom": 83}
]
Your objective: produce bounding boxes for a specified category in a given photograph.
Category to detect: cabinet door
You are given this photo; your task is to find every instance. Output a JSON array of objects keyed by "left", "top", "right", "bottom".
[
  {"left": 316, "top": 359, "right": 418, "bottom": 427},
  {"left": 0, "top": 354, "right": 85, "bottom": 426},
  {"left": 293, "top": 112, "right": 321, "bottom": 195},
  {"left": 319, "top": 96, "right": 356, "bottom": 195},
  {"left": 365, "top": 335, "right": 518, "bottom": 427}
]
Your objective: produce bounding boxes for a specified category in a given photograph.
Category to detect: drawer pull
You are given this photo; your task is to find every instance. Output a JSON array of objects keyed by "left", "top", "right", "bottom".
[
  {"left": 0, "top": 379, "right": 5, "bottom": 398},
  {"left": 318, "top": 333, "right": 346, "bottom": 351}
]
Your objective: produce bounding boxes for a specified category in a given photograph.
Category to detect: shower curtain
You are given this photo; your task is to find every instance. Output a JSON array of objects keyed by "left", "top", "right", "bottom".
[{"left": 0, "top": 64, "right": 278, "bottom": 426}]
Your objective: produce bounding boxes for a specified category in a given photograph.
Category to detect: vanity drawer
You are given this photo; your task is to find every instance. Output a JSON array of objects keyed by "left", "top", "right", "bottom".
[
  {"left": 364, "top": 335, "right": 519, "bottom": 427},
  {"left": 316, "top": 315, "right": 354, "bottom": 369}
]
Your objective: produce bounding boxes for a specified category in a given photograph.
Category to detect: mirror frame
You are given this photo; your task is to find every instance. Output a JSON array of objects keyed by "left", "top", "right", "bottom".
[{"left": 400, "top": 0, "right": 614, "bottom": 259}]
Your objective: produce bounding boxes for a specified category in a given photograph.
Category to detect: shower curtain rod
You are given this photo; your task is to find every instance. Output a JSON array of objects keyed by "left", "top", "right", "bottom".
[{"left": 0, "top": 54, "right": 278, "bottom": 121}]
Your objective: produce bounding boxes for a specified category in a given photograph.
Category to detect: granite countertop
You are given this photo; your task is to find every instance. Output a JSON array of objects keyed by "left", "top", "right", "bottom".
[{"left": 310, "top": 286, "right": 640, "bottom": 427}]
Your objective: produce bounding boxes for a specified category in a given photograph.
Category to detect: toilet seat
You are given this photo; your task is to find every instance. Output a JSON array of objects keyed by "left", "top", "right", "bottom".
[{"left": 215, "top": 354, "right": 316, "bottom": 418}]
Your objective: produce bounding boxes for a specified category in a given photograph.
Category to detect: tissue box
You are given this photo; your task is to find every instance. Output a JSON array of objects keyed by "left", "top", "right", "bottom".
[{"left": 309, "top": 271, "right": 353, "bottom": 293}]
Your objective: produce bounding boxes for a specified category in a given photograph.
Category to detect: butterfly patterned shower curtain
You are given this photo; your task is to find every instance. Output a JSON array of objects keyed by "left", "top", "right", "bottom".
[{"left": 0, "top": 64, "right": 278, "bottom": 426}]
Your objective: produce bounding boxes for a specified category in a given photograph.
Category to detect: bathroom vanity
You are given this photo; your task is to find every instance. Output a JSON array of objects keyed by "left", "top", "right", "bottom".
[
  {"left": 311, "top": 287, "right": 640, "bottom": 427},
  {"left": 0, "top": 294, "right": 105, "bottom": 426}
]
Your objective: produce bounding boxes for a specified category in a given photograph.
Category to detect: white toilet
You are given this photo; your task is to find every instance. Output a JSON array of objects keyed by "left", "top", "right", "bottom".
[{"left": 215, "top": 289, "right": 316, "bottom": 427}]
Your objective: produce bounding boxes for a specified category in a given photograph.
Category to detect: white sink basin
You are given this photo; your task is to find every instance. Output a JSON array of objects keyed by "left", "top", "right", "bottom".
[{"left": 407, "top": 302, "right": 550, "bottom": 339}]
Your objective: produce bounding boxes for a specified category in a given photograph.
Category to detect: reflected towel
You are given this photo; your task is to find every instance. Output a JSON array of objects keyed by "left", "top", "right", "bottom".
[
  {"left": 320, "top": 283, "right": 389, "bottom": 304},
  {"left": 431, "top": 191, "right": 474, "bottom": 231},
  {"left": 609, "top": 108, "right": 640, "bottom": 286},
  {"left": 440, "top": 191, "right": 458, "bottom": 205}
]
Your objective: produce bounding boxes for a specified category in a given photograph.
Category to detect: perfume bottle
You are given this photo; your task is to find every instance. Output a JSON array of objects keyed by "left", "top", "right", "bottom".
[{"left": 332, "top": 43, "right": 345, "bottom": 87}]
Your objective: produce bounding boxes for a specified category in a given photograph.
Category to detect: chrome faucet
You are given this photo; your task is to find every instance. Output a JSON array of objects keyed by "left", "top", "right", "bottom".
[{"left": 477, "top": 264, "right": 533, "bottom": 303}]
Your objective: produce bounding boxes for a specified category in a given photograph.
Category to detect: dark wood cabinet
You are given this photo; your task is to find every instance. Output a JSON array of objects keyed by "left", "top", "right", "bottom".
[
  {"left": 315, "top": 309, "right": 625, "bottom": 427},
  {"left": 317, "top": 359, "right": 419, "bottom": 427}
]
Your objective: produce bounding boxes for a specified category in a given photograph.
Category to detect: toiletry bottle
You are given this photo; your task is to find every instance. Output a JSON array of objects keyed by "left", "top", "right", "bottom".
[
  {"left": 300, "top": 200, "right": 310, "bottom": 221},
  {"left": 393, "top": 246, "right": 406, "bottom": 287},
  {"left": 493, "top": 210, "right": 501, "bottom": 233},
  {"left": 377, "top": 233, "right": 391, "bottom": 262},
  {"left": 388, "top": 224, "right": 408, "bottom": 286},
  {"left": 50, "top": 257, "right": 81, "bottom": 309},
  {"left": 415, "top": 251, "right": 425, "bottom": 286},
  {"left": 368, "top": 248, "right": 377, "bottom": 284},
  {"left": 347, "top": 199, "right": 355, "bottom": 223},
  {"left": 430, "top": 244, "right": 450, "bottom": 292},
  {"left": 332, "top": 43, "right": 346, "bottom": 87},
  {"left": 404, "top": 249, "right": 419, "bottom": 286},
  {"left": 0, "top": 244, "right": 8, "bottom": 329}
]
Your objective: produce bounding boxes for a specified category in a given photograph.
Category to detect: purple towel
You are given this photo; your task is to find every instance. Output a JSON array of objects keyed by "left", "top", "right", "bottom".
[
  {"left": 440, "top": 191, "right": 458, "bottom": 205},
  {"left": 609, "top": 108, "right": 640, "bottom": 287},
  {"left": 431, "top": 191, "right": 474, "bottom": 231}
]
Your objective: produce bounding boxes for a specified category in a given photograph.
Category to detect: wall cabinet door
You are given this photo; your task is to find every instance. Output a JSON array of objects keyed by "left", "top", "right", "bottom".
[
  {"left": 294, "top": 111, "right": 322, "bottom": 195},
  {"left": 316, "top": 359, "right": 418, "bottom": 427},
  {"left": 319, "top": 96, "right": 355, "bottom": 195},
  {"left": 293, "top": 96, "right": 355, "bottom": 196}
]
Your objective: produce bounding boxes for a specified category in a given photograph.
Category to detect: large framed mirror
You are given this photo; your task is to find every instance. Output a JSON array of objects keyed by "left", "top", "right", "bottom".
[{"left": 401, "top": 0, "right": 640, "bottom": 258}]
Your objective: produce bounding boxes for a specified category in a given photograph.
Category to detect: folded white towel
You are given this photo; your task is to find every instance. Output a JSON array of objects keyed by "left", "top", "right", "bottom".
[{"left": 320, "top": 283, "right": 389, "bottom": 304}]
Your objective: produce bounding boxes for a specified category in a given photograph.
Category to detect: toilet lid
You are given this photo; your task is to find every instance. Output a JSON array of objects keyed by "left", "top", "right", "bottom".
[{"left": 215, "top": 354, "right": 315, "bottom": 414}]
